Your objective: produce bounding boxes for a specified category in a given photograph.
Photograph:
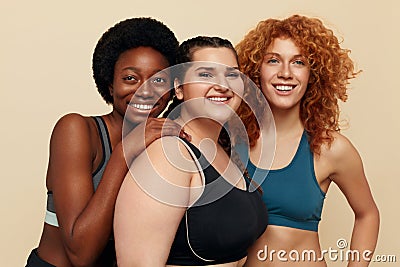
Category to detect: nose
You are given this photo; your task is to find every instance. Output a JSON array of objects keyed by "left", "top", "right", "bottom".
[
  {"left": 277, "top": 63, "right": 293, "bottom": 79},
  {"left": 135, "top": 81, "right": 155, "bottom": 98},
  {"left": 213, "top": 75, "right": 230, "bottom": 92}
]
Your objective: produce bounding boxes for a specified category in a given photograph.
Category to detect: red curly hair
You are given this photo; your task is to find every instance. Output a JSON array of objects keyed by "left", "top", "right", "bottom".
[{"left": 235, "top": 14, "right": 360, "bottom": 154}]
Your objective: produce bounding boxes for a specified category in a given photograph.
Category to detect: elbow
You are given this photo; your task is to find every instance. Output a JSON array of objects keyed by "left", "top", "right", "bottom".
[
  {"left": 117, "top": 257, "right": 140, "bottom": 267},
  {"left": 374, "top": 205, "right": 380, "bottom": 223},
  {"left": 117, "top": 260, "right": 160, "bottom": 267},
  {"left": 368, "top": 204, "right": 380, "bottom": 225},
  {"left": 116, "top": 251, "right": 164, "bottom": 267},
  {"left": 69, "top": 257, "right": 96, "bottom": 267},
  {"left": 66, "top": 248, "right": 98, "bottom": 267},
  {"left": 69, "top": 257, "right": 94, "bottom": 267},
  {"left": 374, "top": 205, "right": 381, "bottom": 230},
  {"left": 355, "top": 204, "right": 380, "bottom": 230}
]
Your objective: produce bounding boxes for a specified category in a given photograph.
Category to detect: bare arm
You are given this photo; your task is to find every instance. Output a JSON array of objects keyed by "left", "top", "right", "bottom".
[
  {"left": 328, "top": 133, "right": 380, "bottom": 267},
  {"left": 47, "top": 114, "right": 126, "bottom": 267},
  {"left": 48, "top": 114, "right": 186, "bottom": 267},
  {"left": 114, "top": 137, "right": 194, "bottom": 267}
]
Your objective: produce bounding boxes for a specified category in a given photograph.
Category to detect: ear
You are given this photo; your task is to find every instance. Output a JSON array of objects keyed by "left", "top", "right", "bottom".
[
  {"left": 108, "top": 84, "right": 114, "bottom": 97},
  {"left": 174, "top": 78, "right": 184, "bottom": 100}
]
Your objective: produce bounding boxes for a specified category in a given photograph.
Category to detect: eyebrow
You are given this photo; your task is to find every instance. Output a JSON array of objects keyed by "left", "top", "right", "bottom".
[
  {"left": 194, "top": 66, "right": 215, "bottom": 72},
  {"left": 227, "top": 66, "right": 239, "bottom": 71},
  {"left": 265, "top": 52, "right": 304, "bottom": 58},
  {"left": 194, "top": 66, "right": 239, "bottom": 72},
  {"left": 122, "top": 67, "right": 140, "bottom": 72},
  {"left": 122, "top": 67, "right": 168, "bottom": 75}
]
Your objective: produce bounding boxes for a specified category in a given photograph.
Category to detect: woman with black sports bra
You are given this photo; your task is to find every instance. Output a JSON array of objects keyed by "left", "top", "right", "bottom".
[{"left": 113, "top": 36, "right": 268, "bottom": 266}]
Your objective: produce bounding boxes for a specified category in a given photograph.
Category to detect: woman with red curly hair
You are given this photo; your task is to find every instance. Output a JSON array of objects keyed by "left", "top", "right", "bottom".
[{"left": 235, "top": 15, "right": 379, "bottom": 266}]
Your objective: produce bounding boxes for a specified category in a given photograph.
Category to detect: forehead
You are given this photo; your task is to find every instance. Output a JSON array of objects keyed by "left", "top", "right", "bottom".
[
  {"left": 191, "top": 47, "right": 238, "bottom": 67},
  {"left": 116, "top": 46, "right": 169, "bottom": 69},
  {"left": 267, "top": 38, "right": 302, "bottom": 54}
]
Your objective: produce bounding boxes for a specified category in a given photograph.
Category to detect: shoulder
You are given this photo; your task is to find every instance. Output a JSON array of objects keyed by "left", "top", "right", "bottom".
[
  {"left": 321, "top": 131, "right": 358, "bottom": 159},
  {"left": 53, "top": 113, "right": 92, "bottom": 132},
  {"left": 129, "top": 137, "right": 195, "bottom": 197},
  {"left": 51, "top": 113, "right": 97, "bottom": 139},
  {"left": 132, "top": 137, "right": 196, "bottom": 178},
  {"left": 144, "top": 136, "right": 194, "bottom": 162},
  {"left": 319, "top": 131, "right": 363, "bottom": 176},
  {"left": 50, "top": 113, "right": 97, "bottom": 151}
]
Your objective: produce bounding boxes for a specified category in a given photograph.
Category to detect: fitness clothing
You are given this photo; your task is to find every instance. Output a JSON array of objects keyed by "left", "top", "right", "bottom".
[
  {"left": 238, "top": 131, "right": 325, "bottom": 232},
  {"left": 25, "top": 243, "right": 117, "bottom": 267},
  {"left": 27, "top": 116, "right": 115, "bottom": 267},
  {"left": 166, "top": 138, "right": 268, "bottom": 266},
  {"left": 25, "top": 249, "right": 55, "bottom": 267},
  {"left": 45, "top": 116, "right": 112, "bottom": 227}
]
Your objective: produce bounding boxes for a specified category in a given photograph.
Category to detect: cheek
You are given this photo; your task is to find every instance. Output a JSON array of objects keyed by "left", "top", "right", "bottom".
[
  {"left": 259, "top": 65, "right": 270, "bottom": 80},
  {"left": 229, "top": 79, "right": 245, "bottom": 98},
  {"left": 232, "top": 98, "right": 242, "bottom": 112},
  {"left": 183, "top": 84, "right": 207, "bottom": 100},
  {"left": 259, "top": 81, "right": 272, "bottom": 98},
  {"left": 112, "top": 84, "right": 131, "bottom": 99},
  {"left": 295, "top": 68, "right": 311, "bottom": 83},
  {"left": 259, "top": 73, "right": 273, "bottom": 95}
]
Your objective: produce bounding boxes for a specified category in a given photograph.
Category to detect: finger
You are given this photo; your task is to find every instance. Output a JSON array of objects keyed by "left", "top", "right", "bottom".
[
  {"left": 159, "top": 127, "right": 182, "bottom": 137},
  {"left": 145, "top": 119, "right": 179, "bottom": 130},
  {"left": 180, "top": 130, "right": 192, "bottom": 142}
]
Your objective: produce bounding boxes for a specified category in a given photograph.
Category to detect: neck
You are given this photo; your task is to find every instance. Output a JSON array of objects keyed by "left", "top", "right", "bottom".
[
  {"left": 271, "top": 105, "right": 304, "bottom": 138},
  {"left": 107, "top": 110, "right": 136, "bottom": 138},
  {"left": 176, "top": 115, "right": 222, "bottom": 145}
]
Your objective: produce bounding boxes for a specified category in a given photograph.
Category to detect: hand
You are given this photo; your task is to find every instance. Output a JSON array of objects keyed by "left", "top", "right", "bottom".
[
  {"left": 123, "top": 118, "right": 191, "bottom": 164},
  {"left": 142, "top": 118, "right": 191, "bottom": 146}
]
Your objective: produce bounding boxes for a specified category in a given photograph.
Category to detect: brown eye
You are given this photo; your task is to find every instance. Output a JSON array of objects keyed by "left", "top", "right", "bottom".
[
  {"left": 123, "top": 75, "right": 138, "bottom": 82},
  {"left": 152, "top": 77, "right": 167, "bottom": 84}
]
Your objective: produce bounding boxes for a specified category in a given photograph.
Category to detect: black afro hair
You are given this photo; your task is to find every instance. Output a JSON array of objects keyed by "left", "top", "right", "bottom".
[{"left": 92, "top": 17, "right": 179, "bottom": 104}]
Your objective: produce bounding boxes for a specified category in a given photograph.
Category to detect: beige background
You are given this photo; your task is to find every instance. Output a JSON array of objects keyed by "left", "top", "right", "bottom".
[{"left": 1, "top": 0, "right": 398, "bottom": 266}]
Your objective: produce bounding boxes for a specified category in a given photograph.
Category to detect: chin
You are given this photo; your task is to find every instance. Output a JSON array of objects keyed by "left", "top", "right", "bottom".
[
  {"left": 123, "top": 113, "right": 148, "bottom": 126},
  {"left": 207, "top": 111, "right": 236, "bottom": 125}
]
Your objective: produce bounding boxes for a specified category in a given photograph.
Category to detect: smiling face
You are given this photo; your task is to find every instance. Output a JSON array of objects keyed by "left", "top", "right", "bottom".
[
  {"left": 176, "top": 47, "right": 244, "bottom": 124},
  {"left": 259, "top": 38, "right": 311, "bottom": 113},
  {"left": 110, "top": 46, "right": 171, "bottom": 126}
]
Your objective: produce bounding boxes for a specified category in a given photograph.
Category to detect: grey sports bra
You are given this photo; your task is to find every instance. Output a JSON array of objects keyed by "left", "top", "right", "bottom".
[{"left": 45, "top": 116, "right": 112, "bottom": 226}]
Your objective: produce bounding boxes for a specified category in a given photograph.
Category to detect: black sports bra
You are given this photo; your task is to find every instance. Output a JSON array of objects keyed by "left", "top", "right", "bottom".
[{"left": 166, "top": 139, "right": 268, "bottom": 265}]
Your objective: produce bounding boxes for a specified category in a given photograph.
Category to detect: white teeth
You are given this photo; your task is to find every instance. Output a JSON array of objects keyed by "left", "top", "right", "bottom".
[
  {"left": 276, "top": 85, "right": 294, "bottom": 91},
  {"left": 130, "top": 103, "right": 153, "bottom": 110},
  {"left": 208, "top": 97, "right": 228, "bottom": 102}
]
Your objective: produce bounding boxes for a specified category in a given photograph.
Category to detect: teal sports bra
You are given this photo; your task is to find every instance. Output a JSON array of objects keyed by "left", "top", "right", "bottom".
[{"left": 238, "top": 131, "right": 325, "bottom": 232}]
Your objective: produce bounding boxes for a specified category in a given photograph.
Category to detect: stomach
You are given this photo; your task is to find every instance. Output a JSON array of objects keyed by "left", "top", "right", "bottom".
[
  {"left": 167, "top": 257, "right": 246, "bottom": 267},
  {"left": 244, "top": 225, "right": 327, "bottom": 267}
]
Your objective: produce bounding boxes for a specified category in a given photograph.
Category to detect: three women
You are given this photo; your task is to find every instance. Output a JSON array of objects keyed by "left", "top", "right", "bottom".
[{"left": 28, "top": 14, "right": 379, "bottom": 267}]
